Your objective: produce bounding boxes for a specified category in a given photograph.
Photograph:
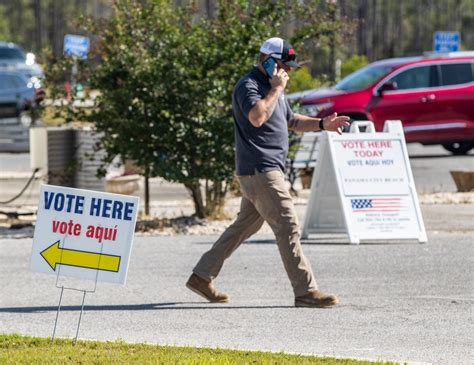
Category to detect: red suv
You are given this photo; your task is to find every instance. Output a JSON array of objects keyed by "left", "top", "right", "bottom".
[{"left": 295, "top": 52, "right": 474, "bottom": 154}]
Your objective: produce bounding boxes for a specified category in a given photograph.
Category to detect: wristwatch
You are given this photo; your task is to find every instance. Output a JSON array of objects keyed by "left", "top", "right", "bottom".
[{"left": 319, "top": 118, "right": 325, "bottom": 131}]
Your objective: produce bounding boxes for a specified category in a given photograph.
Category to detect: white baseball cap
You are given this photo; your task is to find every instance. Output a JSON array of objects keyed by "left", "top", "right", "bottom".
[{"left": 260, "top": 37, "right": 300, "bottom": 68}]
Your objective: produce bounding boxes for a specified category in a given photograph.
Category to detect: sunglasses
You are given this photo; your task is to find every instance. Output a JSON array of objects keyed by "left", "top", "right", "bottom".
[{"left": 271, "top": 52, "right": 297, "bottom": 62}]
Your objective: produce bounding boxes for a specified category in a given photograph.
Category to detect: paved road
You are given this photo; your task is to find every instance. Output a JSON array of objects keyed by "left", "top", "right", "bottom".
[
  {"left": 1, "top": 204, "right": 473, "bottom": 365},
  {"left": 407, "top": 144, "right": 473, "bottom": 193}
]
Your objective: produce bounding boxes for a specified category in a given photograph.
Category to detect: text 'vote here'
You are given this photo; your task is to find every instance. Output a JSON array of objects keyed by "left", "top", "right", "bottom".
[{"left": 43, "top": 192, "right": 134, "bottom": 221}]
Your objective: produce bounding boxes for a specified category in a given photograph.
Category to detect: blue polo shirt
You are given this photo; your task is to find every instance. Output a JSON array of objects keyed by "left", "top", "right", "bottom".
[{"left": 232, "top": 66, "right": 294, "bottom": 176}]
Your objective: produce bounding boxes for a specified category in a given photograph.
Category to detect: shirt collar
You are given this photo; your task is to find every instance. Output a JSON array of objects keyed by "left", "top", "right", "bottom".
[{"left": 251, "top": 66, "right": 270, "bottom": 86}]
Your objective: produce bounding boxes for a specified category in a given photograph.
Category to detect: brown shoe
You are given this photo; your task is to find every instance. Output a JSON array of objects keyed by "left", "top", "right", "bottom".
[
  {"left": 295, "top": 290, "right": 338, "bottom": 308},
  {"left": 186, "top": 273, "right": 230, "bottom": 303}
]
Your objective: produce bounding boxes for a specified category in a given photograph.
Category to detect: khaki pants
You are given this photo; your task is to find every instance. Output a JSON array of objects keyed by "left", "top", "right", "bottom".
[{"left": 193, "top": 169, "right": 317, "bottom": 297}]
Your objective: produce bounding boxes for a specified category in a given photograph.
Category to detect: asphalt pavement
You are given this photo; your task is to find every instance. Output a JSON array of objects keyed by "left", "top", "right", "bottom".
[
  {"left": 407, "top": 144, "right": 474, "bottom": 193},
  {"left": 0, "top": 203, "right": 473, "bottom": 365}
]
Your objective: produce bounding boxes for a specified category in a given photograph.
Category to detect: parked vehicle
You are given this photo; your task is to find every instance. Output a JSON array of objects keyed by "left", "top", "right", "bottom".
[
  {"left": 293, "top": 52, "right": 474, "bottom": 154},
  {"left": 0, "top": 42, "right": 44, "bottom": 79},
  {"left": 0, "top": 71, "right": 37, "bottom": 119}
]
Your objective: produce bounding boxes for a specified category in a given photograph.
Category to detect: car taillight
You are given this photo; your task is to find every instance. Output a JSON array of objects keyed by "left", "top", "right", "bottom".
[{"left": 34, "top": 88, "right": 45, "bottom": 102}]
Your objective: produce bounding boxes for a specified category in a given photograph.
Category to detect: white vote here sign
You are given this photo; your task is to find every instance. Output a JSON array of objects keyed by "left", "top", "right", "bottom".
[
  {"left": 302, "top": 121, "right": 427, "bottom": 244},
  {"left": 332, "top": 138, "right": 410, "bottom": 196},
  {"left": 30, "top": 185, "right": 139, "bottom": 284}
]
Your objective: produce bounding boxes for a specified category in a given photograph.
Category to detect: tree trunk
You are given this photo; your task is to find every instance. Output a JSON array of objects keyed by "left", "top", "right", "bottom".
[
  {"left": 52, "top": 0, "right": 61, "bottom": 58},
  {"left": 414, "top": 0, "right": 422, "bottom": 53},
  {"left": 328, "top": 1, "right": 337, "bottom": 82},
  {"left": 186, "top": 181, "right": 205, "bottom": 218},
  {"left": 394, "top": 0, "right": 403, "bottom": 56},
  {"left": 356, "top": 1, "right": 366, "bottom": 56},
  {"left": 371, "top": 0, "right": 377, "bottom": 61},
  {"left": 365, "top": 0, "right": 373, "bottom": 61},
  {"left": 17, "top": 0, "right": 23, "bottom": 44},
  {"left": 205, "top": 0, "right": 214, "bottom": 18},
  {"left": 381, "top": 0, "right": 389, "bottom": 57},
  {"left": 144, "top": 173, "right": 150, "bottom": 216},
  {"left": 205, "top": 180, "right": 227, "bottom": 218},
  {"left": 452, "top": 0, "right": 462, "bottom": 32},
  {"left": 34, "top": 0, "right": 43, "bottom": 53},
  {"left": 186, "top": 180, "right": 228, "bottom": 219}
]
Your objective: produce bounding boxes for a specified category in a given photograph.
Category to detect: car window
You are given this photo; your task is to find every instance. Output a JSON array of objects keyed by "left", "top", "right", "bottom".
[
  {"left": 388, "top": 65, "right": 438, "bottom": 90},
  {"left": 0, "top": 47, "right": 25, "bottom": 60},
  {"left": 440, "top": 63, "right": 473, "bottom": 86},
  {"left": 335, "top": 64, "right": 395, "bottom": 91}
]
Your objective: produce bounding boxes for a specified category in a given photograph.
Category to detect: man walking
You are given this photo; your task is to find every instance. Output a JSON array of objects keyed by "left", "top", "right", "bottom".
[{"left": 187, "top": 37, "right": 350, "bottom": 307}]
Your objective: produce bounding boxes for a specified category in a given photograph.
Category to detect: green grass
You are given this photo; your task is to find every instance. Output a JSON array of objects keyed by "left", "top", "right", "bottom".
[{"left": 0, "top": 334, "right": 400, "bottom": 364}]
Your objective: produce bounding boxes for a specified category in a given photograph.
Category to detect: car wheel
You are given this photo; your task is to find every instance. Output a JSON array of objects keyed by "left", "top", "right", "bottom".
[{"left": 442, "top": 142, "right": 473, "bottom": 155}]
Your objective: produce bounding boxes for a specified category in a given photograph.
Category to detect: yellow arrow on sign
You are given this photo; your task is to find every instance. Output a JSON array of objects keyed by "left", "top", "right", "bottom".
[{"left": 40, "top": 240, "right": 121, "bottom": 273}]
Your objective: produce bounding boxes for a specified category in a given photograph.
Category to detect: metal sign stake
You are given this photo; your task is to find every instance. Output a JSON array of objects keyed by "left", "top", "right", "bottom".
[
  {"left": 51, "top": 235, "right": 101, "bottom": 345},
  {"left": 51, "top": 286, "right": 64, "bottom": 344},
  {"left": 73, "top": 290, "right": 87, "bottom": 345}
]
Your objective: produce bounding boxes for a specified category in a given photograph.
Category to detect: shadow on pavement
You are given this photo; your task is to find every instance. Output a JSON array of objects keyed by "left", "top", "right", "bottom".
[
  {"left": 410, "top": 154, "right": 473, "bottom": 159},
  {"left": 199, "top": 238, "right": 420, "bottom": 246},
  {"left": 0, "top": 302, "right": 293, "bottom": 313},
  {"left": 243, "top": 239, "right": 351, "bottom": 245}
]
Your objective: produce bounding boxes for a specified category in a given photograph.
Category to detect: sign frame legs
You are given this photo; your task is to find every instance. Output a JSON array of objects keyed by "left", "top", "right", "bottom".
[
  {"left": 51, "top": 287, "right": 89, "bottom": 345},
  {"left": 51, "top": 235, "right": 102, "bottom": 345},
  {"left": 51, "top": 286, "right": 64, "bottom": 344}
]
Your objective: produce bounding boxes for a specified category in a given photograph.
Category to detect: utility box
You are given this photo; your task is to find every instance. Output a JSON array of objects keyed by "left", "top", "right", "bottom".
[{"left": 29, "top": 127, "right": 47, "bottom": 170}]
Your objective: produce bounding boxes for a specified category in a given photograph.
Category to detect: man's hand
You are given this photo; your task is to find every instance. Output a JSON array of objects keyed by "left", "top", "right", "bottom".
[
  {"left": 248, "top": 68, "right": 289, "bottom": 128},
  {"left": 270, "top": 68, "right": 289, "bottom": 91},
  {"left": 321, "top": 113, "right": 350, "bottom": 135}
]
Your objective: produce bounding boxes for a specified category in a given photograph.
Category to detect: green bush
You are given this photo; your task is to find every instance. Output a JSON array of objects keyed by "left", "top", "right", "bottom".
[
  {"left": 287, "top": 66, "right": 322, "bottom": 94},
  {"left": 341, "top": 55, "right": 368, "bottom": 78}
]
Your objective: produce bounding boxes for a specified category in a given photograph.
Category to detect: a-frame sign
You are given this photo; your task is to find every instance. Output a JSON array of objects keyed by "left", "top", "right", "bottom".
[{"left": 302, "top": 121, "right": 427, "bottom": 244}]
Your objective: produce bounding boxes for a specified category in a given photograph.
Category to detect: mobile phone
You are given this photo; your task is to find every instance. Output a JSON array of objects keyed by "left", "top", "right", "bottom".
[{"left": 262, "top": 57, "right": 276, "bottom": 79}]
